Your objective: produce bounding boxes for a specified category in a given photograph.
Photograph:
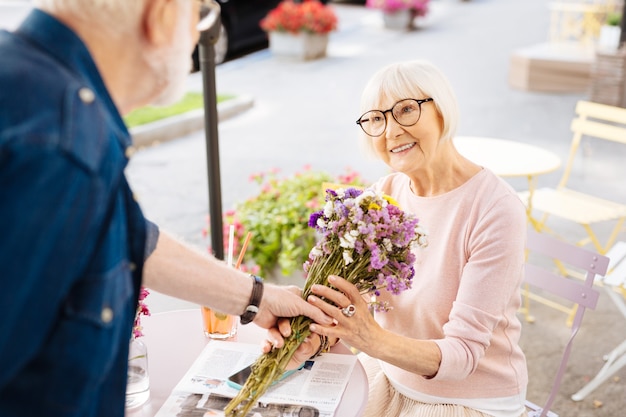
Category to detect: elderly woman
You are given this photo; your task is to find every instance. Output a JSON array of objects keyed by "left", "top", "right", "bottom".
[{"left": 276, "top": 60, "right": 528, "bottom": 417}]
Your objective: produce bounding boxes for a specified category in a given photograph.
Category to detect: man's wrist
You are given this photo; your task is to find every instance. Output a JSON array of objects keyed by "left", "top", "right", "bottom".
[{"left": 240, "top": 274, "right": 263, "bottom": 325}]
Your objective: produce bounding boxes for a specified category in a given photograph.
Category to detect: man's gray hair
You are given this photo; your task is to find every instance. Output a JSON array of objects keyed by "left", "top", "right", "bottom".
[{"left": 33, "top": 0, "right": 145, "bottom": 34}]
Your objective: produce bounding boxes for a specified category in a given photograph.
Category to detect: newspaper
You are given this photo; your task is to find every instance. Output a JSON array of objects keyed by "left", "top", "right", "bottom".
[{"left": 155, "top": 340, "right": 357, "bottom": 417}]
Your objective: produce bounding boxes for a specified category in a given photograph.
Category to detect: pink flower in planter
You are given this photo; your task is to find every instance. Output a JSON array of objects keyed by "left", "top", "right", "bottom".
[{"left": 366, "top": 0, "right": 430, "bottom": 16}]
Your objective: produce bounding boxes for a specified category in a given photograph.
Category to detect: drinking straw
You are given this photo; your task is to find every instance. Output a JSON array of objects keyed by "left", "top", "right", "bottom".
[
  {"left": 235, "top": 232, "right": 252, "bottom": 269},
  {"left": 227, "top": 225, "right": 235, "bottom": 267}
]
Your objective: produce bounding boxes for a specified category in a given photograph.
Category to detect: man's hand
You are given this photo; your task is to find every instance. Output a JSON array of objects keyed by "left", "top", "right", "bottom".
[{"left": 252, "top": 284, "right": 333, "bottom": 329}]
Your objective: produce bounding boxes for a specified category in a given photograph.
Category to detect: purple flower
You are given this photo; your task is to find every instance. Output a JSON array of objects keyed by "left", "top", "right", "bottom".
[
  {"left": 308, "top": 211, "right": 323, "bottom": 228},
  {"left": 302, "top": 187, "right": 428, "bottom": 312}
]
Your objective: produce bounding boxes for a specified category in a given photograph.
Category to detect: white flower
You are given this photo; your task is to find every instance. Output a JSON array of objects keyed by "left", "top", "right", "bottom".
[
  {"left": 383, "top": 238, "right": 392, "bottom": 251},
  {"left": 339, "top": 231, "right": 357, "bottom": 248},
  {"left": 354, "top": 188, "right": 376, "bottom": 206},
  {"left": 342, "top": 250, "right": 354, "bottom": 265},
  {"left": 316, "top": 217, "right": 326, "bottom": 228},
  {"left": 323, "top": 200, "right": 333, "bottom": 217},
  {"left": 311, "top": 247, "right": 323, "bottom": 257}
]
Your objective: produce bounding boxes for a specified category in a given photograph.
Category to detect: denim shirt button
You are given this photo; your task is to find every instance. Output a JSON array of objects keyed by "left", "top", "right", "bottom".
[
  {"left": 78, "top": 87, "right": 95, "bottom": 104},
  {"left": 129, "top": 262, "right": 137, "bottom": 272},
  {"left": 101, "top": 307, "right": 114, "bottom": 323}
]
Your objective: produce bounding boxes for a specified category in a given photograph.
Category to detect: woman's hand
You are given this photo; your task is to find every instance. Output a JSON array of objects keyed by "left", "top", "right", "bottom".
[
  {"left": 307, "top": 275, "right": 382, "bottom": 355},
  {"left": 262, "top": 318, "right": 321, "bottom": 370}
]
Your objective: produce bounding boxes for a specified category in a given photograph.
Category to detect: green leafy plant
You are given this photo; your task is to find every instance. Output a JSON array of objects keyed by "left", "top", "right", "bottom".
[
  {"left": 606, "top": 12, "right": 622, "bottom": 27},
  {"left": 207, "top": 166, "right": 369, "bottom": 278}
]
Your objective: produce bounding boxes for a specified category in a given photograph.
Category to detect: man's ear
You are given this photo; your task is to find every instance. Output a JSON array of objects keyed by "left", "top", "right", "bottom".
[{"left": 143, "top": 0, "right": 178, "bottom": 46}]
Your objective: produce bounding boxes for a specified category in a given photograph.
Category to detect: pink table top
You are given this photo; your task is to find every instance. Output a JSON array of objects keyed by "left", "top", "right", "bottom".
[{"left": 126, "top": 309, "right": 368, "bottom": 417}]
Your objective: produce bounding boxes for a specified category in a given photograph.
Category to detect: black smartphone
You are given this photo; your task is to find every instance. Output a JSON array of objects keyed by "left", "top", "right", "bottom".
[
  {"left": 226, "top": 363, "right": 304, "bottom": 390},
  {"left": 227, "top": 365, "right": 252, "bottom": 389}
]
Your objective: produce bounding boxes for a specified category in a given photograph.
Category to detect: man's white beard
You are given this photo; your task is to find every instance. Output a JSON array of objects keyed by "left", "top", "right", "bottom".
[
  {"left": 147, "top": 10, "right": 194, "bottom": 107},
  {"left": 149, "top": 48, "right": 192, "bottom": 107}
]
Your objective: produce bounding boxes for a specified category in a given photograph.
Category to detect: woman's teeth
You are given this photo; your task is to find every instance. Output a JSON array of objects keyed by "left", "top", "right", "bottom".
[{"left": 391, "top": 143, "right": 415, "bottom": 153}]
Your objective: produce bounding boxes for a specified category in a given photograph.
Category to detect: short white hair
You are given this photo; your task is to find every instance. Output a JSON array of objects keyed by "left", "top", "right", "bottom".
[
  {"left": 33, "top": 0, "right": 145, "bottom": 35},
  {"left": 358, "top": 60, "right": 459, "bottom": 157}
]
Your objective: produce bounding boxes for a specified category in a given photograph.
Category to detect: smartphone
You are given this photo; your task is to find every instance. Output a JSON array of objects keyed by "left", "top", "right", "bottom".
[{"left": 226, "top": 363, "right": 304, "bottom": 390}]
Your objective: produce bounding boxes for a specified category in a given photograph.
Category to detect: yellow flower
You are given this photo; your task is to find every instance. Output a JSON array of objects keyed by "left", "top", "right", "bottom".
[{"left": 383, "top": 194, "right": 401, "bottom": 208}]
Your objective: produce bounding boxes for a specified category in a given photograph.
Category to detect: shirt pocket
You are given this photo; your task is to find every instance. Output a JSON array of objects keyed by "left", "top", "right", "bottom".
[
  {"left": 64, "top": 260, "right": 133, "bottom": 329},
  {"left": 44, "top": 260, "right": 134, "bottom": 412}
]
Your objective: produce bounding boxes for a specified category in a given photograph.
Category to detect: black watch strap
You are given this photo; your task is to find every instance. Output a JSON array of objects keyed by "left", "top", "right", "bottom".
[{"left": 240, "top": 274, "right": 263, "bottom": 325}]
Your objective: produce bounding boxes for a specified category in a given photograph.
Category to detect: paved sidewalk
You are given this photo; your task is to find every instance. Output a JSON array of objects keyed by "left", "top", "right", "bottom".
[{"left": 124, "top": 1, "right": 626, "bottom": 415}]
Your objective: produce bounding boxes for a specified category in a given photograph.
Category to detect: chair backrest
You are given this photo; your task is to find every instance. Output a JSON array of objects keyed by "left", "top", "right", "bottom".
[
  {"left": 558, "top": 100, "right": 626, "bottom": 189},
  {"left": 524, "top": 230, "right": 609, "bottom": 417}
]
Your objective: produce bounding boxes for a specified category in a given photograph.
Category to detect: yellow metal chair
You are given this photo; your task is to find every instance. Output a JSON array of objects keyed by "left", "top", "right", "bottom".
[
  {"left": 519, "top": 100, "right": 626, "bottom": 255},
  {"left": 518, "top": 100, "right": 626, "bottom": 325}
]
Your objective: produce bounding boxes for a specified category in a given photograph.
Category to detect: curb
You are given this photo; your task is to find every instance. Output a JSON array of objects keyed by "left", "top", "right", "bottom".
[{"left": 130, "top": 95, "right": 254, "bottom": 148}]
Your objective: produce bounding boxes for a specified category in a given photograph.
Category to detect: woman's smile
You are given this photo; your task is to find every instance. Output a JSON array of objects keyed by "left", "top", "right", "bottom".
[{"left": 390, "top": 142, "right": 417, "bottom": 153}]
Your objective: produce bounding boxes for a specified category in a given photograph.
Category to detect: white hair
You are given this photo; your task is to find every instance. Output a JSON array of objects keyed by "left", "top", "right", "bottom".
[
  {"left": 33, "top": 0, "right": 146, "bottom": 35},
  {"left": 358, "top": 60, "right": 459, "bottom": 158}
]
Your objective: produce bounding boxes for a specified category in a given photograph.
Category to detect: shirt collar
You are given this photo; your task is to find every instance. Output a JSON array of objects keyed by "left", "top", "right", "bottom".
[{"left": 16, "top": 9, "right": 131, "bottom": 147}]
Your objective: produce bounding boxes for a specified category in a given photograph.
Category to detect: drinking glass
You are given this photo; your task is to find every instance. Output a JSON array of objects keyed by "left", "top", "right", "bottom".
[{"left": 201, "top": 307, "right": 238, "bottom": 339}]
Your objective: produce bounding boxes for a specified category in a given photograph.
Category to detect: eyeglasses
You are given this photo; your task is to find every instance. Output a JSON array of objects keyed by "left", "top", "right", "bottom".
[{"left": 355, "top": 98, "right": 434, "bottom": 137}]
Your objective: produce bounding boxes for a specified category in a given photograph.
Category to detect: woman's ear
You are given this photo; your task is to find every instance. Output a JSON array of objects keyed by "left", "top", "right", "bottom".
[{"left": 143, "top": 0, "right": 178, "bottom": 46}]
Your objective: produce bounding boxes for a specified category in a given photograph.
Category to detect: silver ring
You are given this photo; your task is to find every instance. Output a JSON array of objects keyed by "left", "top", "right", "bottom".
[{"left": 341, "top": 304, "right": 356, "bottom": 318}]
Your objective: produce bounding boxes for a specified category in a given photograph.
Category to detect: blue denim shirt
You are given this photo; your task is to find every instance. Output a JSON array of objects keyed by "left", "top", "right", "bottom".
[{"left": 0, "top": 10, "right": 148, "bottom": 417}]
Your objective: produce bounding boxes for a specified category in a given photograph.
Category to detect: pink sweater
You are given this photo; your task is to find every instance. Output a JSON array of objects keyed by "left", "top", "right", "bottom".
[{"left": 372, "top": 169, "right": 528, "bottom": 399}]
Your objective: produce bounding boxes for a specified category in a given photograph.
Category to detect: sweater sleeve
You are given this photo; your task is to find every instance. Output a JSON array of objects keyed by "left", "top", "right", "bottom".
[{"left": 431, "top": 191, "right": 526, "bottom": 380}]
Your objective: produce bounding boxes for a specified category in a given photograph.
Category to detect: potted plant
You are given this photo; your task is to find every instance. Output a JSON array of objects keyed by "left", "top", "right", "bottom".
[
  {"left": 598, "top": 11, "right": 622, "bottom": 52},
  {"left": 206, "top": 166, "right": 368, "bottom": 282},
  {"left": 260, "top": 0, "right": 338, "bottom": 60},
  {"left": 366, "top": 0, "right": 430, "bottom": 30}
]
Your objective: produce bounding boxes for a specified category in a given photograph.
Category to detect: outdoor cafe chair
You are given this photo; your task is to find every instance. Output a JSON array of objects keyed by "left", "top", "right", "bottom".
[
  {"left": 517, "top": 100, "right": 626, "bottom": 325},
  {"left": 523, "top": 229, "right": 608, "bottom": 417},
  {"left": 571, "top": 240, "right": 626, "bottom": 402},
  {"left": 518, "top": 100, "right": 626, "bottom": 255}
]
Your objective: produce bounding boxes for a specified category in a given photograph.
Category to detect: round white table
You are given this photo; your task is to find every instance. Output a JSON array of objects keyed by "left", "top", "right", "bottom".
[
  {"left": 453, "top": 136, "right": 561, "bottom": 178},
  {"left": 454, "top": 135, "right": 562, "bottom": 230},
  {"left": 125, "top": 309, "right": 368, "bottom": 417}
]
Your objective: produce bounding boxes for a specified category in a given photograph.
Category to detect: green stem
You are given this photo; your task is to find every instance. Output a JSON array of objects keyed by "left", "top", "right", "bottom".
[
  {"left": 224, "top": 315, "right": 312, "bottom": 416},
  {"left": 224, "top": 250, "right": 374, "bottom": 417}
]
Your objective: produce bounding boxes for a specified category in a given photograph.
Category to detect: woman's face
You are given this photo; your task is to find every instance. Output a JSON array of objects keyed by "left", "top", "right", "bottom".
[{"left": 369, "top": 96, "right": 443, "bottom": 175}]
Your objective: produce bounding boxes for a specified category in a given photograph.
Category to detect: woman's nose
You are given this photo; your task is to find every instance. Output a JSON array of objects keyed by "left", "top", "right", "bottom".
[{"left": 384, "top": 113, "right": 403, "bottom": 138}]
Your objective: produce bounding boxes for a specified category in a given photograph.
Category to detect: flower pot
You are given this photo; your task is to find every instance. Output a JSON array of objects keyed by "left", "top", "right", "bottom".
[
  {"left": 383, "top": 9, "right": 414, "bottom": 30},
  {"left": 598, "top": 25, "right": 622, "bottom": 52},
  {"left": 126, "top": 338, "right": 150, "bottom": 409},
  {"left": 269, "top": 31, "right": 329, "bottom": 60}
]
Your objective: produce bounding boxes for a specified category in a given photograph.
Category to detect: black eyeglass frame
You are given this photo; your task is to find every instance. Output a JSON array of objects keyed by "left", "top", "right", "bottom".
[{"left": 355, "top": 98, "right": 434, "bottom": 137}]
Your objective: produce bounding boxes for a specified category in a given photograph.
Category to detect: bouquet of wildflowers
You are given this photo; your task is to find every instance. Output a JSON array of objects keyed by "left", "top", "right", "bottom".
[{"left": 224, "top": 188, "right": 428, "bottom": 417}]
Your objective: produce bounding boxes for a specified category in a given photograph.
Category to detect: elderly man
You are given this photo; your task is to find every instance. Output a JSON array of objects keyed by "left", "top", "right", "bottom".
[{"left": 0, "top": 1, "right": 329, "bottom": 416}]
